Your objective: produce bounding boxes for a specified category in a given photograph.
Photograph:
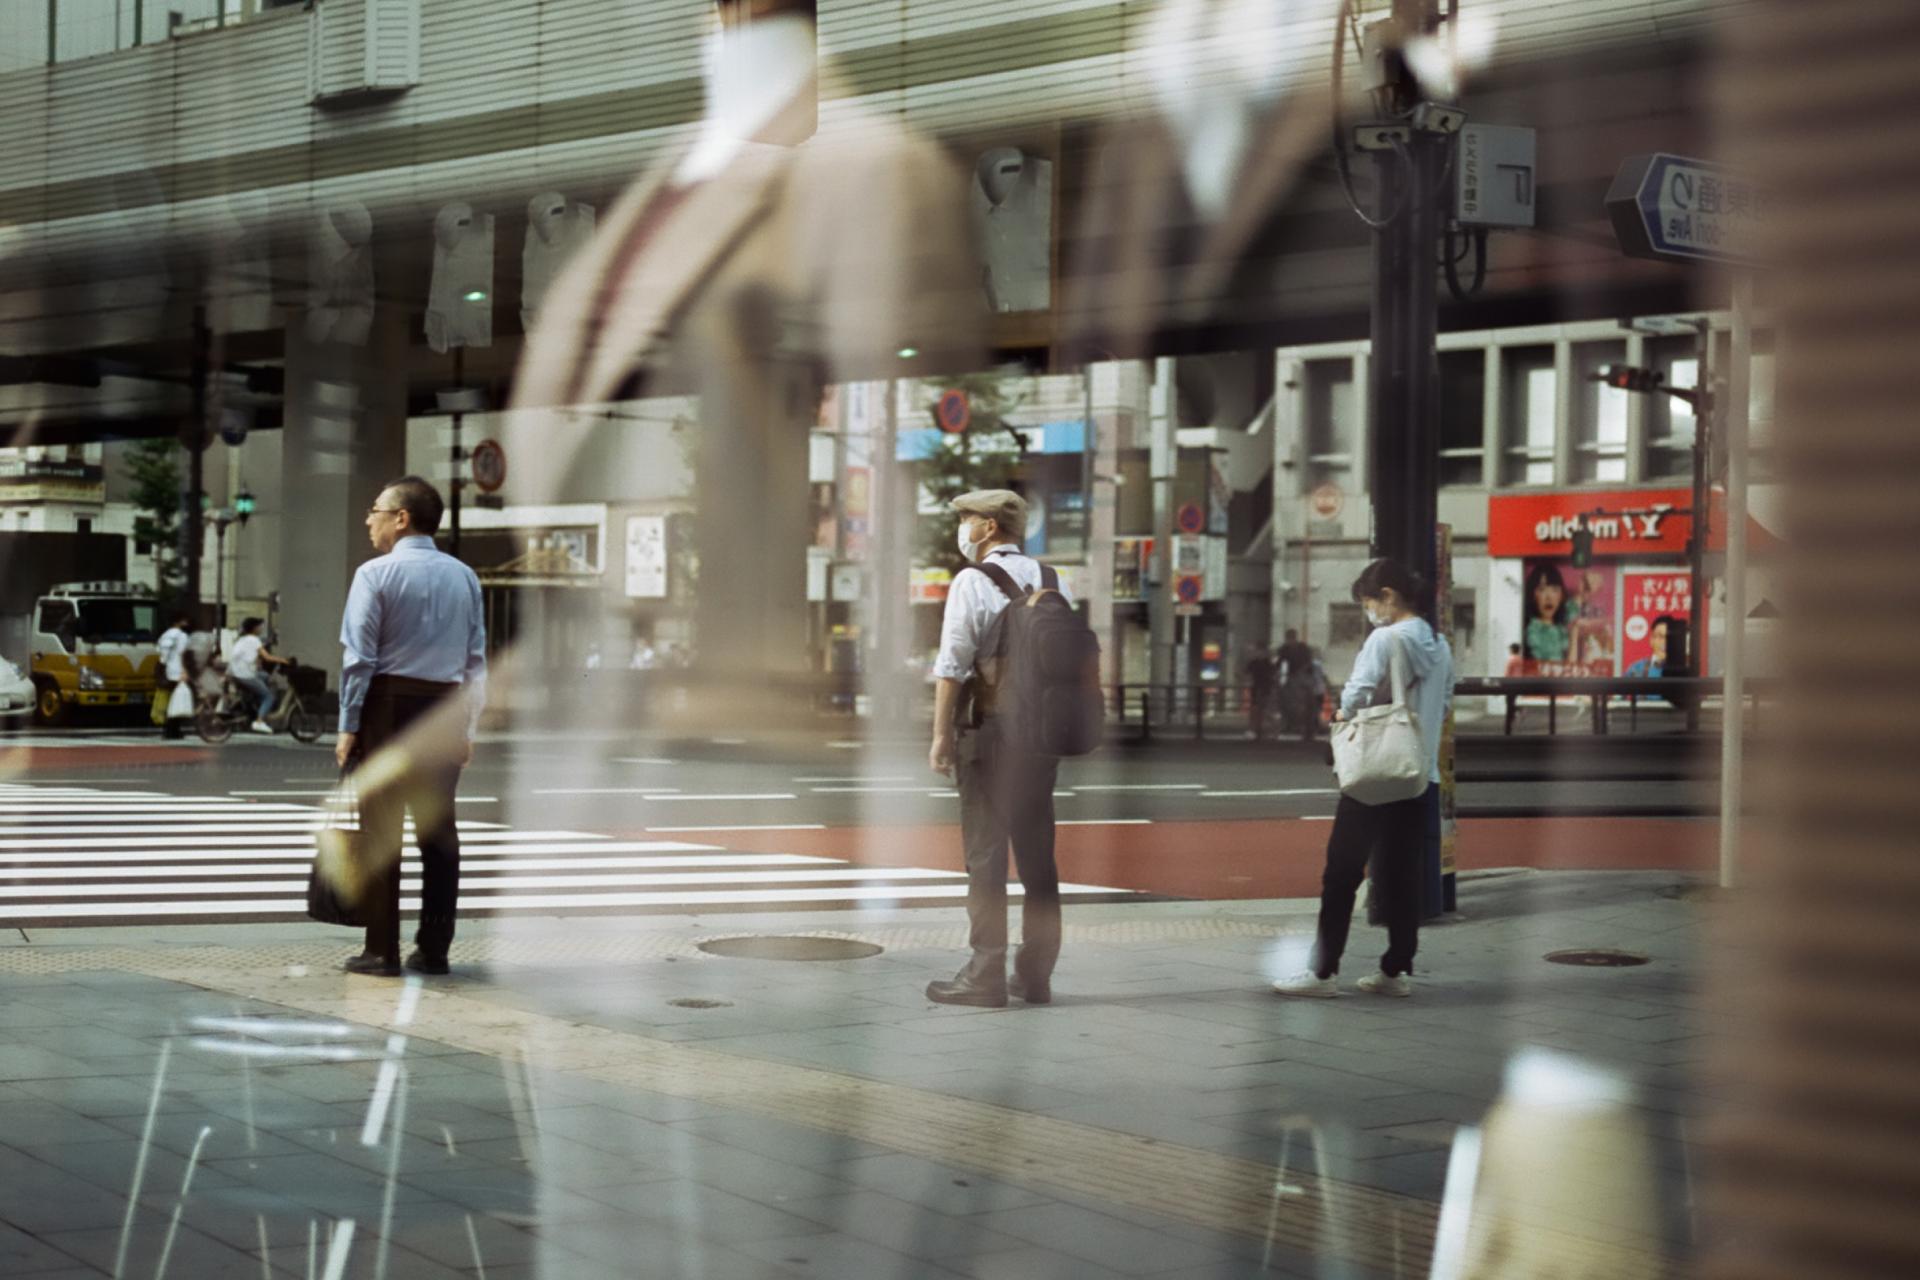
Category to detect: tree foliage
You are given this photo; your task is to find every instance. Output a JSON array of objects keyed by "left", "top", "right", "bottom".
[
  {"left": 125, "top": 439, "right": 188, "bottom": 611},
  {"left": 914, "top": 372, "right": 1027, "bottom": 573}
]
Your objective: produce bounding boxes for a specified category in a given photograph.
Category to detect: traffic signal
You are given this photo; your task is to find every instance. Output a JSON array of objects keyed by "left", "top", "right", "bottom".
[
  {"left": 234, "top": 490, "right": 256, "bottom": 520},
  {"left": 1595, "top": 364, "right": 1665, "bottom": 393},
  {"left": 1571, "top": 523, "right": 1594, "bottom": 567}
]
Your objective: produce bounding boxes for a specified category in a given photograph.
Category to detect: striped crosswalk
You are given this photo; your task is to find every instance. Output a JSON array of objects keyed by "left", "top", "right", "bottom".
[{"left": 0, "top": 783, "right": 1133, "bottom": 925}]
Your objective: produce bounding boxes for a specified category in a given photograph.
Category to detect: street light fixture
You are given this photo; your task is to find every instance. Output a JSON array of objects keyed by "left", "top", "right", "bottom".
[{"left": 204, "top": 491, "right": 254, "bottom": 632}]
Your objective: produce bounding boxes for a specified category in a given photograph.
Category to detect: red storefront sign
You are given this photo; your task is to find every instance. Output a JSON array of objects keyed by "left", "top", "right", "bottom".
[{"left": 1488, "top": 489, "right": 1692, "bottom": 558}]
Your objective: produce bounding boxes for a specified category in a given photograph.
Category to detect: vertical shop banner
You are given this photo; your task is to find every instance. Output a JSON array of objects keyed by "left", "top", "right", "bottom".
[
  {"left": 1622, "top": 571, "right": 1695, "bottom": 675},
  {"left": 624, "top": 516, "right": 668, "bottom": 599},
  {"left": 1518, "top": 557, "right": 1618, "bottom": 676},
  {"left": 1207, "top": 455, "right": 1231, "bottom": 535},
  {"left": 842, "top": 465, "right": 871, "bottom": 560}
]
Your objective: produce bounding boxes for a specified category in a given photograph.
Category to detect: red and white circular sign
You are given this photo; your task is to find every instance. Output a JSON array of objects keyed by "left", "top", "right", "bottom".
[
  {"left": 935, "top": 389, "right": 971, "bottom": 434},
  {"left": 470, "top": 439, "right": 507, "bottom": 493}
]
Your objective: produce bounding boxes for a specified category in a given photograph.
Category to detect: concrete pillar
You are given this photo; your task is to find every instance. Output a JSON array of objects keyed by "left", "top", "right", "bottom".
[
  {"left": 688, "top": 349, "right": 813, "bottom": 721},
  {"left": 1085, "top": 361, "right": 1145, "bottom": 689},
  {"left": 868, "top": 379, "right": 915, "bottom": 720},
  {"left": 277, "top": 307, "right": 410, "bottom": 683}
]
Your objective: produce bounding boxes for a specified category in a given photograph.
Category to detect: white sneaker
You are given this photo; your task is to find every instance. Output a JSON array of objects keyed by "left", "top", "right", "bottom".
[
  {"left": 1356, "top": 972, "right": 1413, "bottom": 997},
  {"left": 250, "top": 720, "right": 274, "bottom": 734},
  {"left": 1271, "top": 971, "right": 1339, "bottom": 999}
]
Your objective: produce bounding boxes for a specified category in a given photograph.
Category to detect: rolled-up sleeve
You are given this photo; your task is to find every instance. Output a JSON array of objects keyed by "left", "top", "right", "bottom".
[
  {"left": 338, "top": 567, "right": 381, "bottom": 733},
  {"left": 463, "top": 568, "right": 488, "bottom": 739},
  {"left": 931, "top": 573, "right": 983, "bottom": 681}
]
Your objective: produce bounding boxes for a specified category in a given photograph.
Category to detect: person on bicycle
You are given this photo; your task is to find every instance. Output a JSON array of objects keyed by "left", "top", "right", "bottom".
[{"left": 229, "top": 617, "right": 292, "bottom": 734}]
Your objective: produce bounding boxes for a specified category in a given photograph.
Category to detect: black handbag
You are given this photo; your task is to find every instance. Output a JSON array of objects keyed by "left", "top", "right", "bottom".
[{"left": 307, "top": 771, "right": 369, "bottom": 927}]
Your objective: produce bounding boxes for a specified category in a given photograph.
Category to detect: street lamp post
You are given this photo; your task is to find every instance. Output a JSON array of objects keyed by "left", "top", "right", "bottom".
[{"left": 204, "top": 488, "right": 254, "bottom": 633}]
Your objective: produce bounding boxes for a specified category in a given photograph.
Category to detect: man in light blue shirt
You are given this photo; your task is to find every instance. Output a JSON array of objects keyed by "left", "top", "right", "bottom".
[{"left": 334, "top": 476, "right": 486, "bottom": 977}]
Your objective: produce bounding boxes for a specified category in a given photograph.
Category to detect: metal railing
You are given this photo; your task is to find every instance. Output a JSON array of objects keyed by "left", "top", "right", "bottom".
[
  {"left": 1455, "top": 675, "right": 1779, "bottom": 736},
  {"left": 1108, "top": 683, "right": 1326, "bottom": 742}
]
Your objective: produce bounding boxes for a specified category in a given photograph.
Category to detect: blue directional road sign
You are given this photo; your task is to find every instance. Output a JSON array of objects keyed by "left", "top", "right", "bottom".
[{"left": 1606, "top": 153, "right": 1764, "bottom": 266}]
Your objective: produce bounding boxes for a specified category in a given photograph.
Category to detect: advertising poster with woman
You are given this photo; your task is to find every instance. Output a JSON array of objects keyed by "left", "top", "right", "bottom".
[
  {"left": 1519, "top": 558, "right": 1617, "bottom": 676},
  {"left": 1622, "top": 571, "right": 1697, "bottom": 675}
]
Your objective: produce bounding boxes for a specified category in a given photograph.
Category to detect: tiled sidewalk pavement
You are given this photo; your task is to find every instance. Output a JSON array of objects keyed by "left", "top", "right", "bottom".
[{"left": 0, "top": 869, "right": 1708, "bottom": 1279}]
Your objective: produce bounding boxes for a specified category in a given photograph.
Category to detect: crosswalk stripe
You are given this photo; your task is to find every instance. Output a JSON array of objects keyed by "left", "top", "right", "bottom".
[
  {"left": 0, "top": 822, "right": 511, "bottom": 836},
  {"left": 0, "top": 867, "right": 970, "bottom": 899},
  {"left": 0, "top": 783, "right": 1136, "bottom": 923},
  {"left": 0, "top": 854, "right": 837, "bottom": 879},
  {"left": 0, "top": 830, "right": 627, "bottom": 850},
  {"left": 0, "top": 841, "right": 739, "bottom": 866}
]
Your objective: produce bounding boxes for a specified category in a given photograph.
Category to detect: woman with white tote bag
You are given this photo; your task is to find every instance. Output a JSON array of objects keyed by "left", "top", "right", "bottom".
[{"left": 1273, "top": 558, "right": 1453, "bottom": 999}]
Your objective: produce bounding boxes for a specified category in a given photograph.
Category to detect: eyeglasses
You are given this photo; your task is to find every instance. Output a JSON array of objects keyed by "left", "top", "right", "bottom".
[{"left": 366, "top": 506, "right": 403, "bottom": 518}]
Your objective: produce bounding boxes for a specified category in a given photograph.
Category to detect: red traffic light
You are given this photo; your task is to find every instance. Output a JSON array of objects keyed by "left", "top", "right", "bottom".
[{"left": 1594, "top": 364, "right": 1665, "bottom": 394}]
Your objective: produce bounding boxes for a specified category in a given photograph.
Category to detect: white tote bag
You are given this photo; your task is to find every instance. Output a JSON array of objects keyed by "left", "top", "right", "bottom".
[{"left": 1330, "top": 633, "right": 1429, "bottom": 804}]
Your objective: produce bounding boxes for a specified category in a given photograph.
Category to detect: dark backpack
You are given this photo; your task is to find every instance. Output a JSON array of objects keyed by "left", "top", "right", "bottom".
[{"left": 966, "top": 560, "right": 1104, "bottom": 757}]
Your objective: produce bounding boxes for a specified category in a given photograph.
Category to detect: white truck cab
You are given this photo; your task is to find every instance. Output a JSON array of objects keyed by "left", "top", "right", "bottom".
[{"left": 28, "top": 581, "right": 162, "bottom": 723}]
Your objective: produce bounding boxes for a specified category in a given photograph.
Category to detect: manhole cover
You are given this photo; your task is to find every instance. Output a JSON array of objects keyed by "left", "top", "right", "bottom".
[
  {"left": 666, "top": 997, "right": 733, "bottom": 1010},
  {"left": 696, "top": 936, "right": 883, "bottom": 962},
  {"left": 1544, "top": 948, "right": 1650, "bottom": 968}
]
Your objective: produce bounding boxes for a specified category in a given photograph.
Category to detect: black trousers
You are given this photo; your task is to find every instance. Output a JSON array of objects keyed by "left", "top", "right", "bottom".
[
  {"left": 955, "top": 719, "right": 1062, "bottom": 989},
  {"left": 1310, "top": 788, "right": 1428, "bottom": 978},
  {"left": 353, "top": 681, "right": 462, "bottom": 962},
  {"left": 1249, "top": 684, "right": 1275, "bottom": 739}
]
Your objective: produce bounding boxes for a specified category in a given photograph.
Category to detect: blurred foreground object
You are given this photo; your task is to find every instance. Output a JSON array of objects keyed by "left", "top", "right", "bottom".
[
  {"left": 1704, "top": 2, "right": 1920, "bottom": 1277},
  {"left": 508, "top": 0, "right": 981, "bottom": 733},
  {"left": 1434, "top": 1049, "right": 1662, "bottom": 1279}
]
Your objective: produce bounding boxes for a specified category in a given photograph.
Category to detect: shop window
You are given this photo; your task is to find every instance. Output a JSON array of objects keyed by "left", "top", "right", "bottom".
[
  {"left": 1303, "top": 359, "right": 1357, "bottom": 492},
  {"left": 1645, "top": 335, "right": 1699, "bottom": 480},
  {"left": 1438, "top": 350, "right": 1486, "bottom": 487},
  {"left": 1570, "top": 340, "right": 1629, "bottom": 483},
  {"left": 1500, "top": 345, "right": 1556, "bottom": 486}
]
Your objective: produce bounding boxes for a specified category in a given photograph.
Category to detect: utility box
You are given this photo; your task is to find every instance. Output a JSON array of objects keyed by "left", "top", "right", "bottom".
[
  {"left": 309, "top": 0, "right": 421, "bottom": 106},
  {"left": 1455, "top": 124, "right": 1537, "bottom": 229}
]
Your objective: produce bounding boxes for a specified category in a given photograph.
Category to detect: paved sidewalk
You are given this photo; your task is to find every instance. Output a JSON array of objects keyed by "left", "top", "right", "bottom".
[{"left": 0, "top": 870, "right": 1708, "bottom": 1279}]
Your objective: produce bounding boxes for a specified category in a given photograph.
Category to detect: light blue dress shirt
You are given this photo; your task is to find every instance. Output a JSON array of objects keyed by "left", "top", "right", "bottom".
[{"left": 338, "top": 534, "right": 487, "bottom": 736}]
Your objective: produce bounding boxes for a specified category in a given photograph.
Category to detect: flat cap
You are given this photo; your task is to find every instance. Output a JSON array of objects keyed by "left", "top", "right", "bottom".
[{"left": 951, "top": 488, "right": 1027, "bottom": 540}]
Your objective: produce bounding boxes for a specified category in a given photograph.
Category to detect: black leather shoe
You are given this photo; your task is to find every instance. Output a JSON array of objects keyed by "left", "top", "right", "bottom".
[
  {"left": 404, "top": 949, "right": 450, "bottom": 976},
  {"left": 343, "top": 951, "right": 401, "bottom": 977},
  {"left": 1010, "top": 974, "right": 1052, "bottom": 1005},
  {"left": 924, "top": 979, "right": 1008, "bottom": 1008}
]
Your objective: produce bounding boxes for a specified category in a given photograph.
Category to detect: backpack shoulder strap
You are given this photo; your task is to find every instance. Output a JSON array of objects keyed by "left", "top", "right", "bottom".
[
  {"left": 1039, "top": 563, "right": 1060, "bottom": 593},
  {"left": 968, "top": 561, "right": 1024, "bottom": 603}
]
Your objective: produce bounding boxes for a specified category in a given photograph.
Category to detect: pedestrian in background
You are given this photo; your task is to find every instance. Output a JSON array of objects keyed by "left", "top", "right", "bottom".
[
  {"left": 335, "top": 476, "right": 487, "bottom": 978},
  {"left": 154, "top": 611, "right": 191, "bottom": 738},
  {"left": 1245, "top": 646, "right": 1277, "bottom": 740},
  {"left": 1273, "top": 557, "right": 1452, "bottom": 999},
  {"left": 228, "top": 616, "right": 291, "bottom": 734},
  {"left": 1275, "top": 628, "right": 1313, "bottom": 735},
  {"left": 926, "top": 489, "right": 1069, "bottom": 1008}
]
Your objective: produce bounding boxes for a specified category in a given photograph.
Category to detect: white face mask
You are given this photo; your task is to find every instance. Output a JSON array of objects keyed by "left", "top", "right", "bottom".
[
  {"left": 1365, "top": 604, "right": 1393, "bottom": 629},
  {"left": 957, "top": 521, "right": 983, "bottom": 563}
]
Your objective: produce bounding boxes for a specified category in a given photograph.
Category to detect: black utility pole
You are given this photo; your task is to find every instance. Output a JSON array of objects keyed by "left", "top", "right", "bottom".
[
  {"left": 449, "top": 347, "right": 465, "bottom": 559},
  {"left": 1685, "top": 319, "right": 1713, "bottom": 732},
  {"left": 1364, "top": 0, "right": 1445, "bottom": 594},
  {"left": 1346, "top": 0, "right": 1461, "bottom": 919},
  {"left": 181, "top": 304, "right": 211, "bottom": 612}
]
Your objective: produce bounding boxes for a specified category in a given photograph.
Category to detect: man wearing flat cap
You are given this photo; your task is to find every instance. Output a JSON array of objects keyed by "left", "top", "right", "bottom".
[{"left": 926, "top": 489, "right": 1072, "bottom": 1007}]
